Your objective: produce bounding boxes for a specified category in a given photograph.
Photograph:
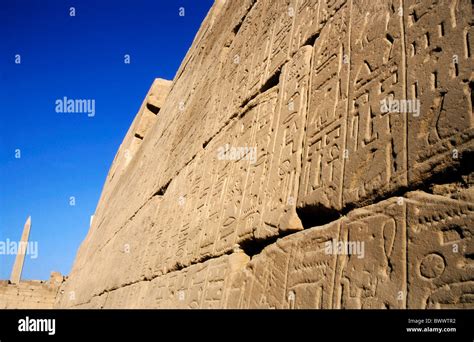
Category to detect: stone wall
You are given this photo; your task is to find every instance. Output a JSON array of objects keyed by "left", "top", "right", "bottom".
[
  {"left": 56, "top": 0, "right": 473, "bottom": 309},
  {"left": 1, "top": 273, "right": 64, "bottom": 309}
]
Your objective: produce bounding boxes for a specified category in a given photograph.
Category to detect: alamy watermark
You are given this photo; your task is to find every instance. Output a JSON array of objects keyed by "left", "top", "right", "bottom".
[
  {"left": 325, "top": 240, "right": 365, "bottom": 259},
  {"left": 55, "top": 97, "right": 95, "bottom": 117},
  {"left": 0, "top": 239, "right": 38, "bottom": 259},
  {"left": 380, "top": 98, "right": 420, "bottom": 117},
  {"left": 217, "top": 144, "right": 256, "bottom": 164},
  {"left": 18, "top": 316, "right": 55, "bottom": 336}
]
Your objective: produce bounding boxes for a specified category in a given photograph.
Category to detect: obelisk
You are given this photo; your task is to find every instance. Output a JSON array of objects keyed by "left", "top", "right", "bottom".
[{"left": 10, "top": 216, "right": 31, "bottom": 284}]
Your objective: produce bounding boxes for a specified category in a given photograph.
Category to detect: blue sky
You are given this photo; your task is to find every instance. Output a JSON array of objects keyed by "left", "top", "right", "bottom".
[{"left": 0, "top": 0, "right": 213, "bottom": 280}]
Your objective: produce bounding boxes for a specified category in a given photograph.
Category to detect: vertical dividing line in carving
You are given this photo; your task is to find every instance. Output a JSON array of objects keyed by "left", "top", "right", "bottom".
[
  {"left": 288, "top": 0, "right": 298, "bottom": 57},
  {"left": 403, "top": 199, "right": 408, "bottom": 308},
  {"left": 299, "top": 66, "right": 311, "bottom": 207},
  {"left": 400, "top": 0, "right": 408, "bottom": 177},
  {"left": 328, "top": 0, "right": 353, "bottom": 306},
  {"left": 197, "top": 257, "right": 212, "bottom": 309},
  {"left": 283, "top": 242, "right": 293, "bottom": 309},
  {"left": 299, "top": 0, "right": 322, "bottom": 210},
  {"left": 400, "top": 0, "right": 409, "bottom": 309},
  {"left": 330, "top": 221, "right": 340, "bottom": 309},
  {"left": 340, "top": 0, "right": 354, "bottom": 209}
]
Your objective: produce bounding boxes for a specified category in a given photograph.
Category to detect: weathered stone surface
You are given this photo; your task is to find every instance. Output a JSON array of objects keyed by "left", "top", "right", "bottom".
[
  {"left": 343, "top": 0, "right": 407, "bottom": 207},
  {"left": 405, "top": 0, "right": 474, "bottom": 185},
  {"left": 0, "top": 273, "right": 64, "bottom": 309},
  {"left": 58, "top": 253, "right": 249, "bottom": 309},
  {"left": 407, "top": 191, "right": 474, "bottom": 309},
  {"left": 299, "top": 0, "right": 473, "bottom": 212},
  {"left": 299, "top": 1, "right": 351, "bottom": 212},
  {"left": 226, "top": 191, "right": 473, "bottom": 309},
  {"left": 53, "top": 0, "right": 473, "bottom": 309}
]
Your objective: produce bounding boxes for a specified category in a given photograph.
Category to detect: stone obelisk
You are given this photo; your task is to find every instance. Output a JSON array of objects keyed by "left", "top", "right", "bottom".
[{"left": 10, "top": 216, "right": 31, "bottom": 284}]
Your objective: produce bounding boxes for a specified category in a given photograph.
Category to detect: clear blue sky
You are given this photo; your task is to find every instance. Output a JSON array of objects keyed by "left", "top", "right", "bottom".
[{"left": 0, "top": 0, "right": 213, "bottom": 280}]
